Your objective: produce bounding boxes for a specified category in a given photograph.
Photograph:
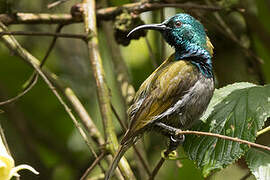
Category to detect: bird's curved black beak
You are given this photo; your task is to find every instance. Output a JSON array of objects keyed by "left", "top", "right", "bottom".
[{"left": 127, "top": 23, "right": 169, "bottom": 37}]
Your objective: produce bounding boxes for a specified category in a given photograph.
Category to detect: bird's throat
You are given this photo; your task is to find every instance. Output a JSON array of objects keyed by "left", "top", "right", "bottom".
[{"left": 175, "top": 45, "right": 213, "bottom": 78}]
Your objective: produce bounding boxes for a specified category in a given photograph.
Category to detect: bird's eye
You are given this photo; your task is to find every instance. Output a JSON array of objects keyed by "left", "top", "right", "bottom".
[{"left": 174, "top": 21, "right": 182, "bottom": 28}]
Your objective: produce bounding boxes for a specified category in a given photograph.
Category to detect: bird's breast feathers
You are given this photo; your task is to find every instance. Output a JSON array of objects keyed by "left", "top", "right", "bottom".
[{"left": 125, "top": 54, "right": 214, "bottom": 139}]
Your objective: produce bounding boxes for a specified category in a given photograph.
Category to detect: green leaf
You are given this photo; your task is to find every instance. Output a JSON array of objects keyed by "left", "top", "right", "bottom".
[
  {"left": 201, "top": 82, "right": 256, "bottom": 122},
  {"left": 246, "top": 147, "right": 270, "bottom": 180},
  {"left": 183, "top": 82, "right": 270, "bottom": 177}
]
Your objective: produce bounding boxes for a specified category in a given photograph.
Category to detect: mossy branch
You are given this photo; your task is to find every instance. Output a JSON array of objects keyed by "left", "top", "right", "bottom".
[{"left": 81, "top": 0, "right": 135, "bottom": 179}]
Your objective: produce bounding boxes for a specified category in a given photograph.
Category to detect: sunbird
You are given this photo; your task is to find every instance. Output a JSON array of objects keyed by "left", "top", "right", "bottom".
[{"left": 105, "top": 13, "right": 214, "bottom": 180}]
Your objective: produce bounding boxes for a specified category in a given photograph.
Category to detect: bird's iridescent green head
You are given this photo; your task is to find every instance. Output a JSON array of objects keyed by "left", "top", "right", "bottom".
[
  {"left": 128, "top": 13, "right": 213, "bottom": 78},
  {"left": 128, "top": 13, "right": 208, "bottom": 54},
  {"left": 163, "top": 14, "right": 207, "bottom": 50}
]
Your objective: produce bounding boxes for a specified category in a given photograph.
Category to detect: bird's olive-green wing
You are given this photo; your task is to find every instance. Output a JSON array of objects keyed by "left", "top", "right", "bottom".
[{"left": 123, "top": 58, "right": 199, "bottom": 142}]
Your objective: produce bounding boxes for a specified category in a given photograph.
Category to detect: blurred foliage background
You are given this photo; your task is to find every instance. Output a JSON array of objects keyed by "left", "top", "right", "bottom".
[{"left": 0, "top": 0, "right": 269, "bottom": 179}]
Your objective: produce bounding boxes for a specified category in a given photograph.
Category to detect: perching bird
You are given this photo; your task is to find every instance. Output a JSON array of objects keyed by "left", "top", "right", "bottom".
[{"left": 105, "top": 13, "right": 214, "bottom": 180}]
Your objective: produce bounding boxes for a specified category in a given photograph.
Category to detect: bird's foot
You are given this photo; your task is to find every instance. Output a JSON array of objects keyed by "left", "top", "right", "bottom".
[
  {"left": 155, "top": 122, "right": 185, "bottom": 153},
  {"left": 167, "top": 134, "right": 185, "bottom": 152}
]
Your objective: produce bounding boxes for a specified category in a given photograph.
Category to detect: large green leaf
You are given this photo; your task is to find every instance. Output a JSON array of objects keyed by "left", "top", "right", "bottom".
[
  {"left": 246, "top": 147, "right": 270, "bottom": 180},
  {"left": 201, "top": 82, "right": 256, "bottom": 122},
  {"left": 183, "top": 82, "right": 270, "bottom": 177}
]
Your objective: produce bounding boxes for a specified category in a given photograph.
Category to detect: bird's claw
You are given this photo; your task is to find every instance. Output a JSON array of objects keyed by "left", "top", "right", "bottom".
[{"left": 170, "top": 134, "right": 185, "bottom": 143}]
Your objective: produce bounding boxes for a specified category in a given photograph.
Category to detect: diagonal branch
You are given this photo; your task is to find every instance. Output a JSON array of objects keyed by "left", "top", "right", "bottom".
[
  {"left": 148, "top": 158, "right": 165, "bottom": 180},
  {"left": 0, "top": 31, "right": 86, "bottom": 39},
  {"left": 80, "top": 152, "right": 106, "bottom": 180}
]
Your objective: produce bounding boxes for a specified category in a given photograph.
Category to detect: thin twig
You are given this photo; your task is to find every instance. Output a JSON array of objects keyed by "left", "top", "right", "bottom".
[
  {"left": 80, "top": 152, "right": 106, "bottom": 180},
  {"left": 0, "top": 31, "right": 86, "bottom": 39},
  {"left": 133, "top": 145, "right": 151, "bottom": 176},
  {"left": 41, "top": 25, "right": 65, "bottom": 66},
  {"left": 111, "top": 103, "right": 127, "bottom": 130},
  {"left": 23, "top": 25, "right": 65, "bottom": 96},
  {"left": 81, "top": 0, "right": 135, "bottom": 179},
  {"left": 0, "top": 75, "right": 38, "bottom": 106},
  {"left": 149, "top": 157, "right": 165, "bottom": 180},
  {"left": 145, "top": 37, "right": 158, "bottom": 68},
  {"left": 47, "top": 0, "right": 70, "bottom": 9},
  {"left": 175, "top": 130, "right": 270, "bottom": 151}
]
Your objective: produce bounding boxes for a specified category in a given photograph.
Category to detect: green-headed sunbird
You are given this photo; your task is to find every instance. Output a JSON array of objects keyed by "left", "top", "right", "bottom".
[{"left": 105, "top": 13, "right": 215, "bottom": 180}]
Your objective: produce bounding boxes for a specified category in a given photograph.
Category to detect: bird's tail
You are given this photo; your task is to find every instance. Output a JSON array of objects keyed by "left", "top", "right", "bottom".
[{"left": 104, "top": 143, "right": 131, "bottom": 180}]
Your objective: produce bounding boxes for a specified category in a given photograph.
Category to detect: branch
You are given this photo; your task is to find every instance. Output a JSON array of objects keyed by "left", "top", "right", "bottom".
[
  {"left": 0, "top": 31, "right": 87, "bottom": 39},
  {"left": 0, "top": 75, "right": 38, "bottom": 106},
  {"left": 0, "top": 13, "right": 78, "bottom": 25},
  {"left": 148, "top": 158, "right": 165, "bottom": 180},
  {"left": 177, "top": 130, "right": 270, "bottom": 151},
  {"left": 80, "top": 152, "right": 106, "bottom": 180},
  {"left": 81, "top": 0, "right": 135, "bottom": 179},
  {"left": 0, "top": 2, "right": 223, "bottom": 25}
]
